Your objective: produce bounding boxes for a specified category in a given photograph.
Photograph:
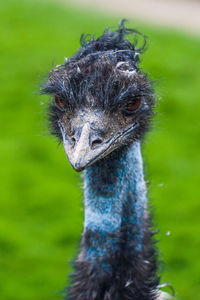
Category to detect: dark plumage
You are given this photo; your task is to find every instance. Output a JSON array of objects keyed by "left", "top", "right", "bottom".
[
  {"left": 42, "top": 20, "right": 154, "bottom": 149},
  {"left": 41, "top": 20, "right": 170, "bottom": 300}
]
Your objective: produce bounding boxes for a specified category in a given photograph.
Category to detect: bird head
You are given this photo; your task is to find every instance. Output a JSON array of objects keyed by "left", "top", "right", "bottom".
[{"left": 42, "top": 21, "right": 155, "bottom": 171}]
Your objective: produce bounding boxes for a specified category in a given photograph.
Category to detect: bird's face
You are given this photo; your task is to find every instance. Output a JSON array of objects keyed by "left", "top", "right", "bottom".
[
  {"left": 45, "top": 56, "right": 154, "bottom": 171},
  {"left": 58, "top": 107, "right": 139, "bottom": 171}
]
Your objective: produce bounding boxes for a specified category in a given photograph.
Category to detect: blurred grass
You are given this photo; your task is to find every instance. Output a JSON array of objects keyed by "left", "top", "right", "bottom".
[{"left": 0, "top": 0, "right": 200, "bottom": 299}]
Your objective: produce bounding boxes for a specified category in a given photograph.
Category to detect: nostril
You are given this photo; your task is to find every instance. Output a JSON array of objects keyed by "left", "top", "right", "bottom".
[
  {"left": 71, "top": 136, "right": 76, "bottom": 145},
  {"left": 91, "top": 138, "right": 103, "bottom": 149}
]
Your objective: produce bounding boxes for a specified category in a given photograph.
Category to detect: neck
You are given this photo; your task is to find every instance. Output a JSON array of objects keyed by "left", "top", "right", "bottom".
[
  {"left": 67, "top": 142, "right": 158, "bottom": 300},
  {"left": 83, "top": 142, "right": 147, "bottom": 260}
]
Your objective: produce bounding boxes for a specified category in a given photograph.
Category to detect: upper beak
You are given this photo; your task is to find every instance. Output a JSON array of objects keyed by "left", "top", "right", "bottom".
[{"left": 62, "top": 122, "right": 113, "bottom": 172}]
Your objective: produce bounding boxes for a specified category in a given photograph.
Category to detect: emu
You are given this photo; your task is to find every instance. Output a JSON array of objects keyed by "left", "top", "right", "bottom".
[{"left": 42, "top": 20, "right": 172, "bottom": 300}]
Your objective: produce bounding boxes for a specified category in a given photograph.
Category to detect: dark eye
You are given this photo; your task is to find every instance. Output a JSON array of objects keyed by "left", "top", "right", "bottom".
[
  {"left": 125, "top": 97, "right": 141, "bottom": 114},
  {"left": 55, "top": 95, "right": 65, "bottom": 110}
]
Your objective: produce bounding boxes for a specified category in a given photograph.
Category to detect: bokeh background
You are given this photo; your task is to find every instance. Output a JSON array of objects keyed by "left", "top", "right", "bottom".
[{"left": 0, "top": 0, "right": 200, "bottom": 299}]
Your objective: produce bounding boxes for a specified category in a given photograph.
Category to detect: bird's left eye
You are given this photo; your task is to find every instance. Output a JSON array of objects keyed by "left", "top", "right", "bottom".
[
  {"left": 125, "top": 97, "right": 141, "bottom": 114},
  {"left": 55, "top": 95, "right": 65, "bottom": 110}
]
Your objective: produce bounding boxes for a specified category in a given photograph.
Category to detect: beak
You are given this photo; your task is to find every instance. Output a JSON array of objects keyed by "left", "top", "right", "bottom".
[
  {"left": 59, "top": 120, "right": 138, "bottom": 172},
  {"left": 62, "top": 122, "right": 113, "bottom": 171}
]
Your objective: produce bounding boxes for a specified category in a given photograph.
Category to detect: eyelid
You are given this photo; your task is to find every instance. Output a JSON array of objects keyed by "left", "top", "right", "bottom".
[
  {"left": 55, "top": 103, "right": 65, "bottom": 111},
  {"left": 113, "top": 84, "right": 137, "bottom": 105},
  {"left": 115, "top": 94, "right": 142, "bottom": 110}
]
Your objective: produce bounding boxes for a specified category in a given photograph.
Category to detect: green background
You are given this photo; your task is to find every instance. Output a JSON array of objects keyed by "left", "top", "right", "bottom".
[{"left": 0, "top": 0, "right": 200, "bottom": 299}]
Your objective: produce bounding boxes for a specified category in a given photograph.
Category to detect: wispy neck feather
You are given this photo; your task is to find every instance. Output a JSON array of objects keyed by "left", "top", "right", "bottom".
[{"left": 83, "top": 142, "right": 147, "bottom": 261}]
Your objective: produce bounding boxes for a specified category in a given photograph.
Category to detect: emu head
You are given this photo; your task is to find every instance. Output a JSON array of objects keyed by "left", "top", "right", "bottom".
[{"left": 42, "top": 21, "right": 154, "bottom": 171}]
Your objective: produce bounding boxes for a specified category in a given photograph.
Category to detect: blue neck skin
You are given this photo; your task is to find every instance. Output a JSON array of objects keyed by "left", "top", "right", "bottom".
[{"left": 82, "top": 141, "right": 147, "bottom": 262}]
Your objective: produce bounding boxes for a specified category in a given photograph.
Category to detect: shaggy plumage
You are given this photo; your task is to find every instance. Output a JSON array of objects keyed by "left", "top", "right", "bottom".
[
  {"left": 41, "top": 20, "right": 172, "bottom": 300},
  {"left": 42, "top": 20, "right": 154, "bottom": 145}
]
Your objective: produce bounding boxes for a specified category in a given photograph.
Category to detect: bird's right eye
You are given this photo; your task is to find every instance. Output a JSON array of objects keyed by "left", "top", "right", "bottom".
[
  {"left": 124, "top": 97, "right": 141, "bottom": 115},
  {"left": 55, "top": 95, "right": 65, "bottom": 110}
]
